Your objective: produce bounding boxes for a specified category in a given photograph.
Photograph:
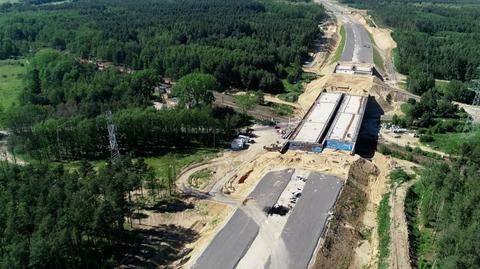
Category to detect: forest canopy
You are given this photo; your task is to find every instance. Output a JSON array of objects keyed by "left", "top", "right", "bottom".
[
  {"left": 0, "top": 0, "right": 326, "bottom": 92},
  {"left": 0, "top": 0, "right": 327, "bottom": 160}
]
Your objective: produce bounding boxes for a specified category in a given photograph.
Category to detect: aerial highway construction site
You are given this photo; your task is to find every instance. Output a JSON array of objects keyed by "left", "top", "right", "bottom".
[
  {"left": 127, "top": 0, "right": 424, "bottom": 268},
  {"left": 193, "top": 169, "right": 342, "bottom": 269},
  {"left": 183, "top": 0, "right": 391, "bottom": 267}
]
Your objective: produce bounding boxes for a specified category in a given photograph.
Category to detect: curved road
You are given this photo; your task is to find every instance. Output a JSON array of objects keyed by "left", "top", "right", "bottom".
[{"left": 176, "top": 158, "right": 240, "bottom": 206}]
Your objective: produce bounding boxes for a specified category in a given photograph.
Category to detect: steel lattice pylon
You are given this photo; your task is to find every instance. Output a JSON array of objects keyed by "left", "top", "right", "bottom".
[
  {"left": 462, "top": 80, "right": 480, "bottom": 134},
  {"left": 106, "top": 110, "right": 120, "bottom": 162}
]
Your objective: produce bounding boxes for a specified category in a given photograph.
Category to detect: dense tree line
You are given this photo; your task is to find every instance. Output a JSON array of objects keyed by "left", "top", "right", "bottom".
[
  {"left": 8, "top": 106, "right": 245, "bottom": 160},
  {"left": 341, "top": 0, "right": 480, "bottom": 90},
  {"left": 392, "top": 89, "right": 464, "bottom": 129},
  {"left": 16, "top": 49, "right": 157, "bottom": 117},
  {"left": 1, "top": 0, "right": 328, "bottom": 159},
  {"left": 0, "top": 0, "right": 326, "bottom": 92},
  {"left": 409, "top": 133, "right": 480, "bottom": 268},
  {"left": 0, "top": 157, "right": 155, "bottom": 268},
  {"left": 3, "top": 49, "right": 248, "bottom": 159}
]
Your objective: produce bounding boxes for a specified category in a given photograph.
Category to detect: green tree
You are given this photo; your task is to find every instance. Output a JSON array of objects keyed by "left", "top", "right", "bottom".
[
  {"left": 444, "top": 80, "right": 475, "bottom": 104},
  {"left": 172, "top": 73, "right": 218, "bottom": 108},
  {"left": 234, "top": 94, "right": 257, "bottom": 114},
  {"left": 130, "top": 69, "right": 159, "bottom": 98},
  {"left": 407, "top": 68, "right": 435, "bottom": 95}
]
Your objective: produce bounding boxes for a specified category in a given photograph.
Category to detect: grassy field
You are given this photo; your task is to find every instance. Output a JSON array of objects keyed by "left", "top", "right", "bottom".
[
  {"left": 400, "top": 102, "right": 413, "bottom": 114},
  {"left": 331, "top": 25, "right": 346, "bottom": 63},
  {"left": 425, "top": 132, "right": 465, "bottom": 154},
  {"left": 434, "top": 79, "right": 450, "bottom": 94},
  {"left": 144, "top": 148, "right": 220, "bottom": 179},
  {"left": 397, "top": 80, "right": 407, "bottom": 90},
  {"left": 365, "top": 30, "right": 385, "bottom": 72},
  {"left": 373, "top": 46, "right": 385, "bottom": 72},
  {"left": 405, "top": 184, "right": 435, "bottom": 268},
  {"left": 60, "top": 148, "right": 220, "bottom": 180},
  {"left": 188, "top": 168, "right": 214, "bottom": 189},
  {"left": 62, "top": 159, "right": 105, "bottom": 171},
  {"left": 392, "top": 48, "right": 400, "bottom": 72},
  {"left": 0, "top": 59, "right": 26, "bottom": 110},
  {"left": 377, "top": 192, "right": 391, "bottom": 269},
  {"left": 389, "top": 168, "right": 412, "bottom": 187},
  {"left": 273, "top": 103, "right": 294, "bottom": 116}
]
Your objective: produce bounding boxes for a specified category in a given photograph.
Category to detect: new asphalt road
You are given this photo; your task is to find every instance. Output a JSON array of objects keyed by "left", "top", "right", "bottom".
[
  {"left": 192, "top": 169, "right": 342, "bottom": 269},
  {"left": 341, "top": 20, "right": 373, "bottom": 64},
  {"left": 318, "top": 0, "right": 373, "bottom": 64},
  {"left": 192, "top": 169, "right": 295, "bottom": 269},
  {"left": 266, "top": 172, "right": 342, "bottom": 269}
]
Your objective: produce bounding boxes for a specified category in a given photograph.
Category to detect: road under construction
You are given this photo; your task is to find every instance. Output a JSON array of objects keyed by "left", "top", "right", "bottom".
[
  {"left": 189, "top": 1, "right": 386, "bottom": 268},
  {"left": 192, "top": 169, "right": 342, "bottom": 269},
  {"left": 284, "top": 0, "right": 378, "bottom": 155}
]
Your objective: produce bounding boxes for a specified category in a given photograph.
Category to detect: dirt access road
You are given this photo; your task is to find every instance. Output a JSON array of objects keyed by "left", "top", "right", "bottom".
[
  {"left": 176, "top": 124, "right": 285, "bottom": 202},
  {"left": 389, "top": 179, "right": 417, "bottom": 269}
]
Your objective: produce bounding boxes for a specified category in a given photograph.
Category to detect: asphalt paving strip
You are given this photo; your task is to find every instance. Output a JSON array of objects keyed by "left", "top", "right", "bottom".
[
  {"left": 269, "top": 172, "right": 342, "bottom": 269},
  {"left": 341, "top": 23, "right": 354, "bottom": 62},
  {"left": 340, "top": 20, "right": 373, "bottom": 64},
  {"left": 192, "top": 169, "right": 295, "bottom": 269}
]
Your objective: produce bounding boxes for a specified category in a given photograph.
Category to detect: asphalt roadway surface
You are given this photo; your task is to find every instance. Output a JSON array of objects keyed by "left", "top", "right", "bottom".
[
  {"left": 318, "top": 0, "right": 373, "bottom": 64},
  {"left": 341, "top": 19, "right": 373, "bottom": 64},
  {"left": 192, "top": 169, "right": 342, "bottom": 269},
  {"left": 266, "top": 172, "right": 342, "bottom": 269},
  {"left": 192, "top": 169, "right": 295, "bottom": 269}
]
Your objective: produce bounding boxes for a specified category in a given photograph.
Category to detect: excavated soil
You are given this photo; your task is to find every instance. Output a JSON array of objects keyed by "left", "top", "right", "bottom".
[
  {"left": 312, "top": 158, "right": 378, "bottom": 269},
  {"left": 227, "top": 149, "right": 359, "bottom": 199},
  {"left": 299, "top": 73, "right": 393, "bottom": 114}
]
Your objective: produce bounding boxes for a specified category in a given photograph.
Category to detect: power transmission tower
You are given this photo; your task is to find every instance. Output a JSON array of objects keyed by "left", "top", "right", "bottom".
[
  {"left": 106, "top": 111, "right": 120, "bottom": 162},
  {"left": 462, "top": 81, "right": 480, "bottom": 134}
]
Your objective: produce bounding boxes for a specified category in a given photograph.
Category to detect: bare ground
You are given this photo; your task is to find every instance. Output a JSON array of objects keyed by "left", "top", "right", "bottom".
[
  {"left": 118, "top": 198, "right": 231, "bottom": 269},
  {"left": 389, "top": 179, "right": 418, "bottom": 269},
  {"left": 308, "top": 151, "right": 418, "bottom": 269},
  {"left": 0, "top": 142, "right": 26, "bottom": 165},
  {"left": 312, "top": 158, "right": 377, "bottom": 269}
]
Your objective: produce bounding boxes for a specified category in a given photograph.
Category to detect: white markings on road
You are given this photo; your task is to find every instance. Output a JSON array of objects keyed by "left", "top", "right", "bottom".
[{"left": 236, "top": 170, "right": 310, "bottom": 269}]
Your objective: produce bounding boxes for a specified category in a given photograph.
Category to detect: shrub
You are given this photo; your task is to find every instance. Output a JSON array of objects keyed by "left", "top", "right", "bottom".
[{"left": 419, "top": 135, "right": 434, "bottom": 143}]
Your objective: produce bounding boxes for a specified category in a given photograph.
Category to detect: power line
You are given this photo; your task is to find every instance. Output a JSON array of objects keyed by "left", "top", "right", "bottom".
[{"left": 106, "top": 110, "right": 120, "bottom": 162}]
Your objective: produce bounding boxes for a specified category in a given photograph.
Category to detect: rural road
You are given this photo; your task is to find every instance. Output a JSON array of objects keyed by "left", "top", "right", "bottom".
[
  {"left": 176, "top": 124, "right": 286, "bottom": 204},
  {"left": 390, "top": 180, "right": 418, "bottom": 269}
]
